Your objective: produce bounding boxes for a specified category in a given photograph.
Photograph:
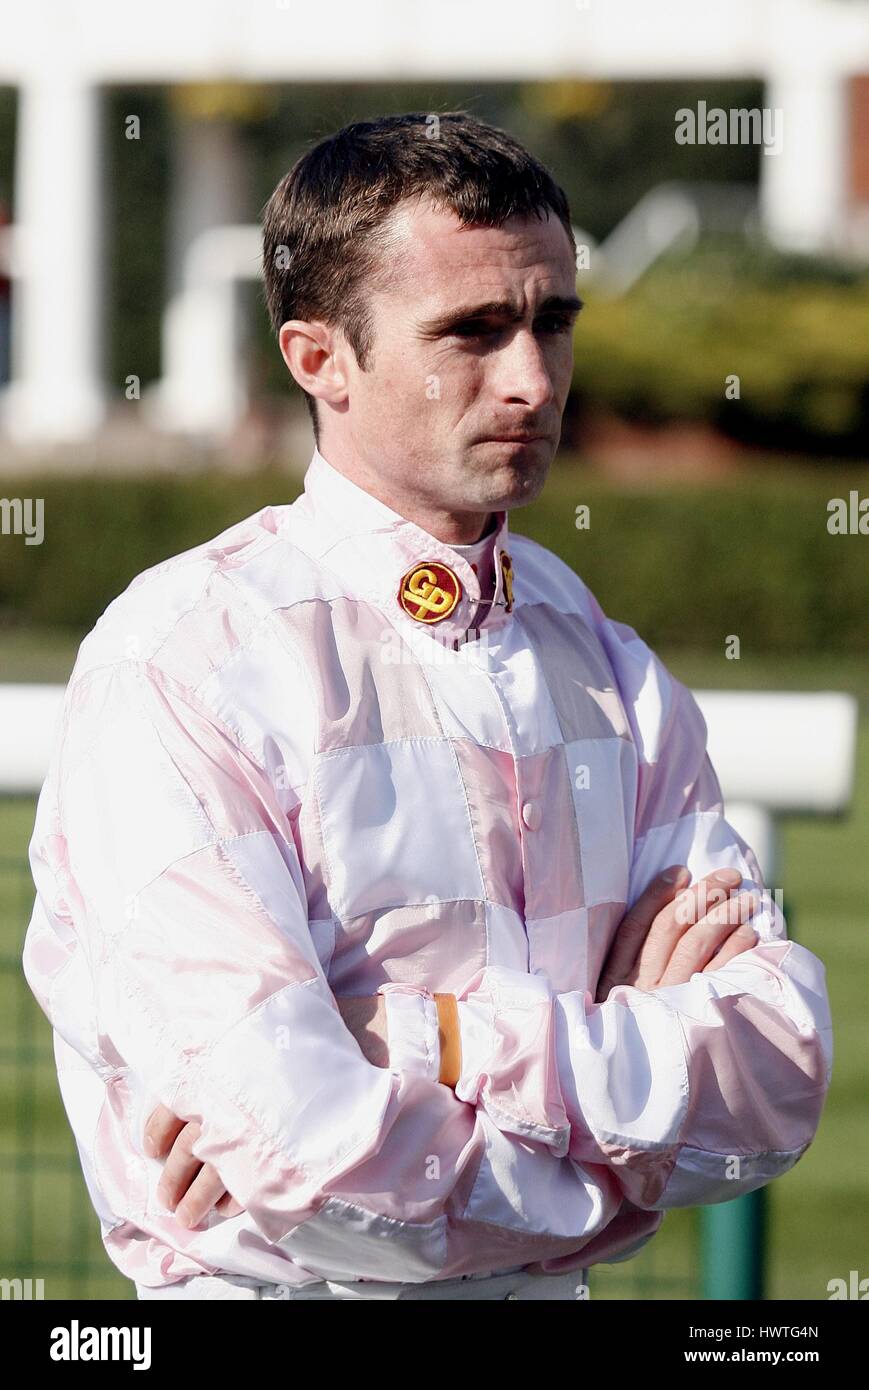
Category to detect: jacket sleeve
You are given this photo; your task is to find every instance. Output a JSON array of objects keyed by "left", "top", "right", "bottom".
[
  {"left": 403, "top": 603, "right": 834, "bottom": 1212},
  {"left": 22, "top": 656, "right": 652, "bottom": 1283}
]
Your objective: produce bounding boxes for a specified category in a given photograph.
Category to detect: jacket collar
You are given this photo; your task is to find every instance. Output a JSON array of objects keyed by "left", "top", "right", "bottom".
[{"left": 294, "top": 447, "right": 516, "bottom": 645}]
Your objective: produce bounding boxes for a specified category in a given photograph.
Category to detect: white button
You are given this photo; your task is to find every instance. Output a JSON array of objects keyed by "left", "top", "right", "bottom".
[{"left": 521, "top": 800, "right": 541, "bottom": 831}]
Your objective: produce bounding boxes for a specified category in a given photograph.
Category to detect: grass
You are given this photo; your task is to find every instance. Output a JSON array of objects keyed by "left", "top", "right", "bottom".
[
  {"left": 0, "top": 816, "right": 136, "bottom": 1300},
  {"left": 0, "top": 634, "right": 865, "bottom": 1301}
]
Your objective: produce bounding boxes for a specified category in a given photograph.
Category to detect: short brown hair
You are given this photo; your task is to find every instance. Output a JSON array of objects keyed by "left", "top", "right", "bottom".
[{"left": 260, "top": 110, "right": 575, "bottom": 443}]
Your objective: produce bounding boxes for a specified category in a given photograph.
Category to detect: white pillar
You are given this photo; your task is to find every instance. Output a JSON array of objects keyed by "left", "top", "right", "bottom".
[
  {"left": 760, "top": 63, "right": 847, "bottom": 254},
  {"left": 1, "top": 75, "right": 105, "bottom": 441},
  {"left": 144, "top": 114, "right": 253, "bottom": 436}
]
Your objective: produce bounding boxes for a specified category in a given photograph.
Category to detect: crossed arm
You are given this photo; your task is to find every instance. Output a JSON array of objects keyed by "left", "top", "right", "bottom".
[
  {"left": 25, "top": 645, "right": 831, "bottom": 1279},
  {"left": 146, "top": 863, "right": 761, "bottom": 1226}
]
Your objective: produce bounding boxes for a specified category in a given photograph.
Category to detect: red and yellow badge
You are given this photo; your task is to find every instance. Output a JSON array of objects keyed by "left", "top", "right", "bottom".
[
  {"left": 398, "top": 561, "right": 462, "bottom": 624},
  {"left": 499, "top": 550, "right": 514, "bottom": 613}
]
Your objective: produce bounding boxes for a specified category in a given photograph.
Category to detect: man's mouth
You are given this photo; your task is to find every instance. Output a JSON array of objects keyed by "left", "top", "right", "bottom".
[{"left": 479, "top": 434, "right": 547, "bottom": 444}]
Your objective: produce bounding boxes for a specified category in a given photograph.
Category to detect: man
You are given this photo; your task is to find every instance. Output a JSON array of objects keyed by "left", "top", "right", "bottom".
[{"left": 22, "top": 112, "right": 832, "bottom": 1302}]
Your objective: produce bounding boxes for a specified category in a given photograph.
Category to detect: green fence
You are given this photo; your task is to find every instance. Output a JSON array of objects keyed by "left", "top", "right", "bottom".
[{"left": 0, "top": 850, "right": 135, "bottom": 1299}]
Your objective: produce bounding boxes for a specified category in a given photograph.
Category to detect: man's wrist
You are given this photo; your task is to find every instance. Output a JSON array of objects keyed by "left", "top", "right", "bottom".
[
  {"left": 372, "top": 983, "right": 497, "bottom": 1093},
  {"left": 377, "top": 984, "right": 441, "bottom": 1083}
]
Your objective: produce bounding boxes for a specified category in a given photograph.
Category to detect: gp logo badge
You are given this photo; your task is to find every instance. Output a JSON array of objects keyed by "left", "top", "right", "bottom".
[
  {"left": 500, "top": 551, "right": 514, "bottom": 613},
  {"left": 399, "top": 561, "right": 462, "bottom": 623}
]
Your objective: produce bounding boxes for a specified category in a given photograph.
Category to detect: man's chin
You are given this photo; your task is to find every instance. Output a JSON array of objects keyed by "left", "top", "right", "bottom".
[{"left": 478, "top": 446, "right": 554, "bottom": 506}]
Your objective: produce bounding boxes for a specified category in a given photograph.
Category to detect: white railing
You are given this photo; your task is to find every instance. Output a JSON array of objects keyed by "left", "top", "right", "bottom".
[{"left": 0, "top": 684, "right": 858, "bottom": 887}]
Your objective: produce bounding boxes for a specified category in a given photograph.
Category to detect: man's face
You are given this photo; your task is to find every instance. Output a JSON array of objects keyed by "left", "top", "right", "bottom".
[{"left": 325, "top": 198, "right": 580, "bottom": 531}]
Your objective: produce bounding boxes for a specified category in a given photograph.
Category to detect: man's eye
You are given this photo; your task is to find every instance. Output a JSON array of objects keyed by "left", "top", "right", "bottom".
[
  {"left": 451, "top": 322, "right": 495, "bottom": 338},
  {"left": 450, "top": 317, "right": 574, "bottom": 339},
  {"left": 536, "top": 316, "right": 575, "bottom": 334}
]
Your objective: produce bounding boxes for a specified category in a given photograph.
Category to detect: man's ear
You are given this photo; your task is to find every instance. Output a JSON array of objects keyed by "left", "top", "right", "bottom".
[{"left": 279, "top": 319, "right": 350, "bottom": 408}]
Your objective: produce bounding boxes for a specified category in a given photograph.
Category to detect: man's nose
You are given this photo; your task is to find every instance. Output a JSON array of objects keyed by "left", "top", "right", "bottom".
[{"left": 493, "top": 329, "right": 557, "bottom": 411}]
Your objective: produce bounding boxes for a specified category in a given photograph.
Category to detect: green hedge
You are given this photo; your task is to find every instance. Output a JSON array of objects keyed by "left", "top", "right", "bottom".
[
  {"left": 0, "top": 461, "right": 866, "bottom": 656},
  {"left": 572, "top": 251, "right": 869, "bottom": 452},
  {"left": 0, "top": 470, "right": 291, "bottom": 633},
  {"left": 522, "top": 462, "right": 869, "bottom": 655}
]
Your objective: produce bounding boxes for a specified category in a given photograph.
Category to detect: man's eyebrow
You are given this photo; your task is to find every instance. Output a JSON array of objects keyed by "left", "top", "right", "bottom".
[{"left": 416, "top": 294, "right": 584, "bottom": 336}]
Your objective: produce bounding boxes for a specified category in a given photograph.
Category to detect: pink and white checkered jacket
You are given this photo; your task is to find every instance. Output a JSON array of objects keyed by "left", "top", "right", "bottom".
[{"left": 22, "top": 447, "right": 832, "bottom": 1292}]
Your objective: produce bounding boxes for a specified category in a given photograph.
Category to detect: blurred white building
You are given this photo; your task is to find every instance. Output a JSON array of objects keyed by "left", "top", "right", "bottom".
[{"left": 0, "top": 0, "right": 868, "bottom": 443}]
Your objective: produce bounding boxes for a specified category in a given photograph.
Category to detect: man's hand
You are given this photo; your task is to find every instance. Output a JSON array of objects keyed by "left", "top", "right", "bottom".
[
  {"left": 143, "top": 995, "right": 389, "bottom": 1228},
  {"left": 143, "top": 1105, "right": 245, "bottom": 1226},
  {"left": 595, "top": 865, "right": 760, "bottom": 1003}
]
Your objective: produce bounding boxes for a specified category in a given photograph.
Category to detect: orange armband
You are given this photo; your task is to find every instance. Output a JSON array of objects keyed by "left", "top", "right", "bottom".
[{"left": 433, "top": 992, "right": 461, "bottom": 1089}]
